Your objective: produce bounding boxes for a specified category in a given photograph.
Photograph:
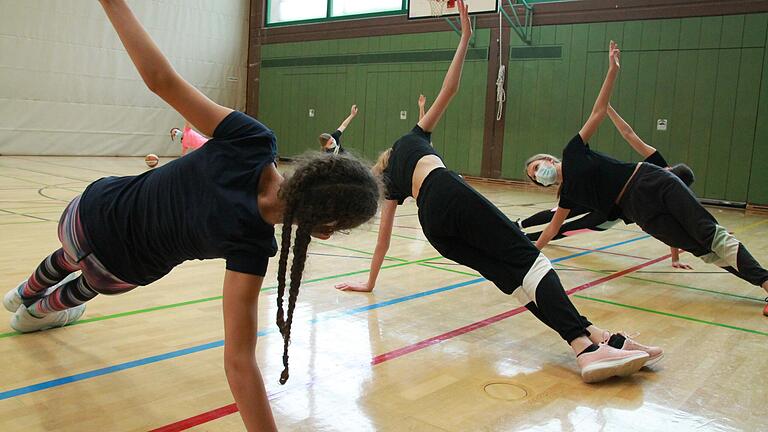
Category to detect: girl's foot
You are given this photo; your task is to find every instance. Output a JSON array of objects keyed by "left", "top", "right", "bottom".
[
  {"left": 3, "top": 282, "right": 26, "bottom": 313},
  {"left": 10, "top": 304, "right": 86, "bottom": 333},
  {"left": 3, "top": 273, "right": 79, "bottom": 313},
  {"left": 577, "top": 344, "right": 649, "bottom": 383},
  {"left": 606, "top": 332, "right": 664, "bottom": 367}
]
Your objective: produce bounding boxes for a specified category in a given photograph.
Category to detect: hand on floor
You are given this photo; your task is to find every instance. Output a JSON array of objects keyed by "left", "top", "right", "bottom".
[{"left": 335, "top": 281, "right": 373, "bottom": 292}]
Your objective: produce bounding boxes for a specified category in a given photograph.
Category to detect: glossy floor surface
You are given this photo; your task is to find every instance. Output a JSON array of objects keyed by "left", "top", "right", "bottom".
[{"left": 0, "top": 156, "right": 766, "bottom": 431}]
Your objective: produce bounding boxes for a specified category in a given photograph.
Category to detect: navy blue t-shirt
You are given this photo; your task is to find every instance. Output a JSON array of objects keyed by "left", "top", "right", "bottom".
[
  {"left": 558, "top": 134, "right": 637, "bottom": 217},
  {"left": 644, "top": 150, "right": 668, "bottom": 168},
  {"left": 322, "top": 129, "right": 345, "bottom": 154},
  {"left": 383, "top": 125, "right": 441, "bottom": 204},
  {"left": 79, "top": 112, "right": 278, "bottom": 285}
]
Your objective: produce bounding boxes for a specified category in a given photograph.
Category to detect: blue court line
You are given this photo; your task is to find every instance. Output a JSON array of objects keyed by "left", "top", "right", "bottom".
[{"left": 0, "top": 234, "right": 650, "bottom": 401}]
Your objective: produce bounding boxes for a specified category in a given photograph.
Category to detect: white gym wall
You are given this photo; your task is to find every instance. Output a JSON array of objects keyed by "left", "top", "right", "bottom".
[{"left": 0, "top": 0, "right": 250, "bottom": 156}]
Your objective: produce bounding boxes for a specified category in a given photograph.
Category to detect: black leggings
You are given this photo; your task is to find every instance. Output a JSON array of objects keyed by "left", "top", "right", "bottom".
[
  {"left": 417, "top": 169, "right": 592, "bottom": 343},
  {"left": 521, "top": 206, "right": 590, "bottom": 228},
  {"left": 620, "top": 164, "right": 768, "bottom": 287},
  {"left": 524, "top": 209, "right": 613, "bottom": 242}
]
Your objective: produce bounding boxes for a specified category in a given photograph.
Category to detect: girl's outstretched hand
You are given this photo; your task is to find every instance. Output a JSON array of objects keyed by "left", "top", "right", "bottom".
[
  {"left": 458, "top": 0, "right": 471, "bottom": 39},
  {"left": 335, "top": 281, "right": 373, "bottom": 292},
  {"left": 609, "top": 40, "right": 621, "bottom": 70}
]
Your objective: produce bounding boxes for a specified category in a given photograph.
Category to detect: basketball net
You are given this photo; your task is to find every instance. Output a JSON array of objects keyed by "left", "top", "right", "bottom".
[{"left": 428, "top": 0, "right": 457, "bottom": 17}]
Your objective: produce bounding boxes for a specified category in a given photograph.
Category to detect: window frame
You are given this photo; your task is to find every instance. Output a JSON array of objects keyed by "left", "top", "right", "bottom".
[{"left": 265, "top": 0, "right": 409, "bottom": 27}]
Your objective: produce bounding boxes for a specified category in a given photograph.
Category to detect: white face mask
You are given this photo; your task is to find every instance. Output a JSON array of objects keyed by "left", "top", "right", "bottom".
[
  {"left": 535, "top": 162, "right": 557, "bottom": 186},
  {"left": 171, "top": 129, "right": 183, "bottom": 141}
]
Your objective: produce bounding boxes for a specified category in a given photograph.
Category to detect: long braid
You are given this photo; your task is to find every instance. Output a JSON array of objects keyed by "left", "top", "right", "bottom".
[
  {"left": 271, "top": 152, "right": 381, "bottom": 385},
  {"left": 279, "top": 224, "right": 312, "bottom": 385},
  {"left": 276, "top": 209, "right": 294, "bottom": 335}
]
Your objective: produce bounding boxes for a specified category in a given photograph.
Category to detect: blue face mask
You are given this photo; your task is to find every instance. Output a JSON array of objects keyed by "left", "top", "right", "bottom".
[{"left": 535, "top": 163, "right": 557, "bottom": 186}]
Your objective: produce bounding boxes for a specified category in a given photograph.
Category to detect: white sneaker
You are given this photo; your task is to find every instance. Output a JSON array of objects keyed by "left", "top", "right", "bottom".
[
  {"left": 11, "top": 304, "right": 86, "bottom": 333},
  {"left": 3, "top": 273, "right": 79, "bottom": 313},
  {"left": 3, "top": 281, "right": 26, "bottom": 313}
]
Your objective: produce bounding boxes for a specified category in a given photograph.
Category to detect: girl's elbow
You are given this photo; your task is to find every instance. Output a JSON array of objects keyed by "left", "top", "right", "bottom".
[
  {"left": 145, "top": 73, "right": 175, "bottom": 96},
  {"left": 591, "top": 107, "right": 608, "bottom": 118},
  {"left": 619, "top": 127, "right": 635, "bottom": 139},
  {"left": 442, "top": 84, "right": 459, "bottom": 97},
  {"left": 224, "top": 353, "right": 256, "bottom": 376}
]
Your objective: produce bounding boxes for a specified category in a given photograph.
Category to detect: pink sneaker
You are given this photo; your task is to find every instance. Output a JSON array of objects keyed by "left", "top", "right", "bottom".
[
  {"left": 607, "top": 332, "right": 664, "bottom": 367},
  {"left": 577, "top": 344, "right": 649, "bottom": 383}
]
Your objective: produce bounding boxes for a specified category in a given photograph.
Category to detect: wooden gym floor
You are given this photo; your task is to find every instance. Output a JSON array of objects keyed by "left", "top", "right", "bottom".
[{"left": 0, "top": 156, "right": 765, "bottom": 431}]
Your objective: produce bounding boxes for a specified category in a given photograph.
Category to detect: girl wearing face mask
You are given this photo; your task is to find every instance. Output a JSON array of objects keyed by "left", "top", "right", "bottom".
[
  {"left": 337, "top": 16, "right": 661, "bottom": 383},
  {"left": 520, "top": 108, "right": 696, "bottom": 269},
  {"left": 171, "top": 121, "right": 209, "bottom": 156},
  {"left": 525, "top": 41, "right": 768, "bottom": 316}
]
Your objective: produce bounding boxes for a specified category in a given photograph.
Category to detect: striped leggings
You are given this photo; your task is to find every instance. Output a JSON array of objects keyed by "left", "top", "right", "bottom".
[{"left": 20, "top": 195, "right": 137, "bottom": 315}]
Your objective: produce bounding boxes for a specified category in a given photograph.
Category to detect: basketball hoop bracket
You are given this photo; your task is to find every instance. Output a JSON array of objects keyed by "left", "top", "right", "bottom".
[
  {"left": 444, "top": 15, "right": 478, "bottom": 47},
  {"left": 501, "top": 0, "right": 534, "bottom": 45}
]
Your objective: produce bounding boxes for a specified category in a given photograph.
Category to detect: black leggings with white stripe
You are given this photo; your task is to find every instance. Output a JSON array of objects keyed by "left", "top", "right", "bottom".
[
  {"left": 620, "top": 164, "right": 768, "bottom": 287},
  {"left": 416, "top": 169, "right": 592, "bottom": 343}
]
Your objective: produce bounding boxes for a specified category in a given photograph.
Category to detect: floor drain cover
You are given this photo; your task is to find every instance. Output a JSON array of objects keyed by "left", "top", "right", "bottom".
[{"left": 483, "top": 382, "right": 529, "bottom": 401}]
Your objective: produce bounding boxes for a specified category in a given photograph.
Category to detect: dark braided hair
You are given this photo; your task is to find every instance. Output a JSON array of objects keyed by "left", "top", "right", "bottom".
[{"left": 275, "top": 152, "right": 381, "bottom": 384}]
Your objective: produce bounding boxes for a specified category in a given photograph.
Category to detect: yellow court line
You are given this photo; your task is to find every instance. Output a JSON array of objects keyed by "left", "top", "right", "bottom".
[{"left": 733, "top": 218, "right": 768, "bottom": 234}]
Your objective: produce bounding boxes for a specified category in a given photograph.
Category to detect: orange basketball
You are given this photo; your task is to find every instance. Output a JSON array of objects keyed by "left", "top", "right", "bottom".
[{"left": 145, "top": 154, "right": 159, "bottom": 168}]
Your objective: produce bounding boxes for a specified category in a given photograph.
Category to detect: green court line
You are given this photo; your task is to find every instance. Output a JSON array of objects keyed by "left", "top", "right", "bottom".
[
  {"left": 624, "top": 275, "right": 764, "bottom": 302},
  {"left": 317, "top": 242, "right": 480, "bottom": 277},
  {"left": 573, "top": 294, "right": 768, "bottom": 337},
  {"left": 0, "top": 254, "right": 443, "bottom": 340},
  {"left": 329, "top": 244, "right": 767, "bottom": 337},
  {"left": 391, "top": 232, "right": 429, "bottom": 242},
  {"left": 417, "top": 263, "right": 479, "bottom": 277},
  {"left": 419, "top": 257, "right": 768, "bottom": 336},
  {"left": 3, "top": 216, "right": 762, "bottom": 341},
  {"left": 317, "top": 242, "right": 409, "bottom": 262}
]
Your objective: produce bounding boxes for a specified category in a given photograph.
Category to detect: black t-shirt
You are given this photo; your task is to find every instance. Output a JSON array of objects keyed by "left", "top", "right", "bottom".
[
  {"left": 79, "top": 111, "right": 278, "bottom": 285},
  {"left": 323, "top": 130, "right": 345, "bottom": 154},
  {"left": 558, "top": 134, "right": 637, "bottom": 217},
  {"left": 644, "top": 150, "right": 668, "bottom": 168},
  {"left": 382, "top": 125, "right": 441, "bottom": 204}
]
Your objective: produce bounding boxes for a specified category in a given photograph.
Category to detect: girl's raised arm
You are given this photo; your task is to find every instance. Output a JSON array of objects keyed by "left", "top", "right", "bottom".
[
  {"left": 98, "top": 0, "right": 232, "bottom": 136},
  {"left": 578, "top": 41, "right": 621, "bottom": 143},
  {"left": 417, "top": 0, "right": 471, "bottom": 133}
]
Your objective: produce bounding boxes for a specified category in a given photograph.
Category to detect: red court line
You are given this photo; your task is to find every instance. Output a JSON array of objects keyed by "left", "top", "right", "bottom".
[
  {"left": 149, "top": 404, "right": 238, "bottom": 432},
  {"left": 371, "top": 253, "right": 671, "bottom": 365},
  {"left": 152, "top": 253, "right": 670, "bottom": 431}
]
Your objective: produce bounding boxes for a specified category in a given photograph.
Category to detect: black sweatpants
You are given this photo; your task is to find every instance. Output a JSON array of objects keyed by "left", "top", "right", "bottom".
[
  {"left": 525, "top": 210, "right": 613, "bottom": 242},
  {"left": 417, "top": 169, "right": 592, "bottom": 343},
  {"left": 619, "top": 163, "right": 768, "bottom": 287},
  {"left": 521, "top": 206, "right": 592, "bottom": 228}
]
